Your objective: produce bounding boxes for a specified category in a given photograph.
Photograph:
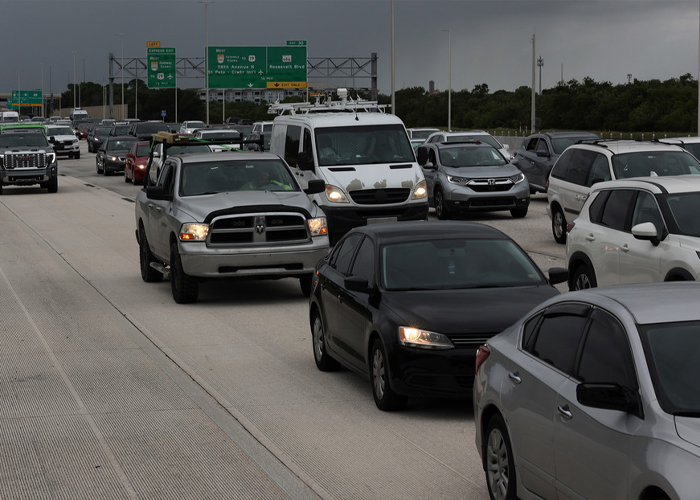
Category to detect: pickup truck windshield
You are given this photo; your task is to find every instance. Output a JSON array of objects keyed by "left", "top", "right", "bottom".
[
  {"left": 316, "top": 124, "right": 414, "bottom": 167},
  {"left": 0, "top": 134, "right": 49, "bottom": 148},
  {"left": 181, "top": 159, "right": 298, "bottom": 196}
]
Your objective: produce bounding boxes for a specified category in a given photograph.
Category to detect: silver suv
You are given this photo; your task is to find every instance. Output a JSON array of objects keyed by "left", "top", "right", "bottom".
[{"left": 547, "top": 139, "right": 700, "bottom": 243}]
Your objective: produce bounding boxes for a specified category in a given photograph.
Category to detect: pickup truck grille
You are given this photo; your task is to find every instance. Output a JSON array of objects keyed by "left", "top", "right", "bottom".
[
  {"left": 4, "top": 152, "right": 49, "bottom": 170},
  {"left": 208, "top": 212, "right": 309, "bottom": 245}
]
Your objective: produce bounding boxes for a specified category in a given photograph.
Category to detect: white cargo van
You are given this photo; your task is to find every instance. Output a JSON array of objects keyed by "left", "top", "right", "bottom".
[
  {"left": 1, "top": 111, "right": 20, "bottom": 122},
  {"left": 69, "top": 108, "right": 88, "bottom": 122},
  {"left": 268, "top": 90, "right": 428, "bottom": 241}
]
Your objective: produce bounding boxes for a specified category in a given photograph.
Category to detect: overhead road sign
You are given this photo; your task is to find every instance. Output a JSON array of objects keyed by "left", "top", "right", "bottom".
[
  {"left": 147, "top": 47, "right": 176, "bottom": 89},
  {"left": 8, "top": 89, "right": 42, "bottom": 108},
  {"left": 207, "top": 46, "right": 307, "bottom": 90}
]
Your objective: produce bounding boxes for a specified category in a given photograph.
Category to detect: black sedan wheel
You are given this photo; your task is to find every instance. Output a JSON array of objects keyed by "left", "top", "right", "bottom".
[
  {"left": 434, "top": 188, "right": 452, "bottom": 220},
  {"left": 170, "top": 242, "right": 199, "bottom": 303},
  {"left": 571, "top": 263, "right": 597, "bottom": 291},
  {"left": 311, "top": 312, "right": 340, "bottom": 371},
  {"left": 370, "top": 339, "right": 407, "bottom": 411},
  {"left": 485, "top": 414, "right": 517, "bottom": 500}
]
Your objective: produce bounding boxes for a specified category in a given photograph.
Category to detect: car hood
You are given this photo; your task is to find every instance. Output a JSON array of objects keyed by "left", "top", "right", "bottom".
[
  {"left": 441, "top": 164, "right": 522, "bottom": 179},
  {"left": 320, "top": 164, "right": 423, "bottom": 193},
  {"left": 381, "top": 286, "right": 559, "bottom": 336},
  {"left": 177, "top": 190, "right": 320, "bottom": 222},
  {"left": 676, "top": 416, "right": 700, "bottom": 450},
  {"left": 48, "top": 135, "right": 76, "bottom": 140}
]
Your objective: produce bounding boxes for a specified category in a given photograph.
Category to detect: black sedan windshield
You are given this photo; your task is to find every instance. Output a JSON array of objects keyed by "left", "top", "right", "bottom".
[{"left": 382, "top": 238, "right": 544, "bottom": 290}]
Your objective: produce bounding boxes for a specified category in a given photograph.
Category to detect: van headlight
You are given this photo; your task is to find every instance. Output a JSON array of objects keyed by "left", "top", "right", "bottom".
[
  {"left": 179, "top": 223, "right": 209, "bottom": 241},
  {"left": 412, "top": 179, "right": 427, "bottom": 199},
  {"left": 307, "top": 217, "right": 328, "bottom": 236},
  {"left": 399, "top": 326, "right": 454, "bottom": 349},
  {"left": 325, "top": 185, "right": 349, "bottom": 203}
]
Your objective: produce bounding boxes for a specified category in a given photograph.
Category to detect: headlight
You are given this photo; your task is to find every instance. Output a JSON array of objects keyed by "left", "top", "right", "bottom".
[
  {"left": 325, "top": 185, "right": 349, "bottom": 203},
  {"left": 447, "top": 175, "right": 469, "bottom": 185},
  {"left": 137, "top": 163, "right": 147, "bottom": 169},
  {"left": 109, "top": 156, "right": 118, "bottom": 161},
  {"left": 307, "top": 217, "right": 328, "bottom": 236},
  {"left": 509, "top": 172, "right": 525, "bottom": 184},
  {"left": 398, "top": 326, "right": 454, "bottom": 350},
  {"left": 179, "top": 223, "right": 209, "bottom": 241},
  {"left": 47, "top": 153, "right": 56, "bottom": 163},
  {"left": 412, "top": 179, "right": 427, "bottom": 199},
  {"left": 0, "top": 154, "right": 4, "bottom": 167}
]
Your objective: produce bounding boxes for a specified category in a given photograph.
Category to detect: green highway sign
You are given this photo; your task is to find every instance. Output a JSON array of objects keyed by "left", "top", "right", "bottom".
[
  {"left": 8, "top": 89, "right": 42, "bottom": 108},
  {"left": 147, "top": 47, "right": 176, "bottom": 89},
  {"left": 286, "top": 40, "right": 306, "bottom": 46},
  {"left": 207, "top": 46, "right": 307, "bottom": 89}
]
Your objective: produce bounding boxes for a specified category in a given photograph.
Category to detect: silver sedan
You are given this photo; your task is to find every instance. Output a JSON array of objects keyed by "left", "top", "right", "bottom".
[{"left": 473, "top": 282, "right": 700, "bottom": 500}]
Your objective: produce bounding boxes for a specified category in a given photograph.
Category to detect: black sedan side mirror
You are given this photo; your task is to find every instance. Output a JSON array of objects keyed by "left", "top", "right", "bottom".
[
  {"left": 547, "top": 267, "right": 568, "bottom": 285},
  {"left": 344, "top": 276, "right": 372, "bottom": 294}
]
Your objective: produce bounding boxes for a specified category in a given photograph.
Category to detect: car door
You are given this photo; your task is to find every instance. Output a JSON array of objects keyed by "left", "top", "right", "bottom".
[
  {"left": 501, "top": 304, "right": 590, "bottom": 500},
  {"left": 333, "top": 235, "right": 376, "bottom": 371},
  {"left": 617, "top": 190, "right": 664, "bottom": 284},
  {"left": 148, "top": 160, "right": 177, "bottom": 260},
  {"left": 587, "top": 189, "right": 637, "bottom": 287},
  {"left": 553, "top": 309, "right": 640, "bottom": 500},
  {"left": 319, "top": 233, "right": 364, "bottom": 359},
  {"left": 560, "top": 150, "right": 605, "bottom": 220}
]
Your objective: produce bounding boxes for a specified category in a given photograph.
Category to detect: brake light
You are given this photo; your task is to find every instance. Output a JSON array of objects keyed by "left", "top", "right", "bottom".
[
  {"left": 475, "top": 344, "right": 491, "bottom": 373},
  {"left": 567, "top": 221, "right": 575, "bottom": 233}
]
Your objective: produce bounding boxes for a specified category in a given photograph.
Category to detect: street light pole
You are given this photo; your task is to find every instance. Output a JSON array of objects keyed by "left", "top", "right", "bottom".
[
  {"left": 72, "top": 51, "right": 77, "bottom": 110},
  {"left": 198, "top": 1, "right": 213, "bottom": 126},
  {"left": 41, "top": 63, "right": 44, "bottom": 118},
  {"left": 531, "top": 32, "right": 536, "bottom": 133},
  {"left": 537, "top": 56, "right": 544, "bottom": 94},
  {"left": 118, "top": 33, "right": 125, "bottom": 120},
  {"left": 443, "top": 29, "right": 451, "bottom": 131}
]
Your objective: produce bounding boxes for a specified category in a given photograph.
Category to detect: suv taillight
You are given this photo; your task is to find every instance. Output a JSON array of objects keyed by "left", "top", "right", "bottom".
[{"left": 475, "top": 344, "right": 491, "bottom": 373}]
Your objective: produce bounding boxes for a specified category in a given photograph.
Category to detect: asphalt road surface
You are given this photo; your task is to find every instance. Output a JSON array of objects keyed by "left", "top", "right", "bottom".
[{"left": 0, "top": 141, "right": 566, "bottom": 499}]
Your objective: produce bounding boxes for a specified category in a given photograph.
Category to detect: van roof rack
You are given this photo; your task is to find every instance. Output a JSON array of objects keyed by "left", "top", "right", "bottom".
[{"left": 268, "top": 88, "right": 388, "bottom": 116}]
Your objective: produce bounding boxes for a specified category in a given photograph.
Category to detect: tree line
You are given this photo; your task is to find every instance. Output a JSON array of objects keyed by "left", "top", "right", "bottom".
[{"left": 58, "top": 73, "right": 699, "bottom": 134}]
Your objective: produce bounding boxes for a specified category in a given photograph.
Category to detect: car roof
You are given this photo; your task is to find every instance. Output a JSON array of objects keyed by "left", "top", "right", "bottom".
[
  {"left": 173, "top": 151, "right": 283, "bottom": 163},
  {"left": 574, "top": 139, "right": 686, "bottom": 155},
  {"left": 591, "top": 174, "right": 700, "bottom": 195},
  {"left": 273, "top": 112, "right": 404, "bottom": 127},
  {"left": 348, "top": 220, "right": 511, "bottom": 245},
  {"left": 564, "top": 282, "right": 700, "bottom": 325},
  {"left": 433, "top": 141, "right": 497, "bottom": 150},
  {"left": 539, "top": 131, "right": 600, "bottom": 139}
]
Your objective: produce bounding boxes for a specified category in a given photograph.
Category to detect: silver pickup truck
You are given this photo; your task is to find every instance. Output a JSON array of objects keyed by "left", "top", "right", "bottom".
[
  {"left": 135, "top": 140, "right": 330, "bottom": 303},
  {"left": 0, "top": 129, "right": 59, "bottom": 194}
]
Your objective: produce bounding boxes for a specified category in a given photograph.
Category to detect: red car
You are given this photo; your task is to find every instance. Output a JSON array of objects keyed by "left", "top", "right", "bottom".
[{"left": 124, "top": 141, "right": 151, "bottom": 184}]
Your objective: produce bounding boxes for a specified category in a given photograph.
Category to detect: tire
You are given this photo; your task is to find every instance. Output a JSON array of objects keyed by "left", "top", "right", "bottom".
[
  {"left": 571, "top": 262, "right": 597, "bottom": 291},
  {"left": 485, "top": 414, "right": 518, "bottom": 500},
  {"left": 311, "top": 311, "right": 340, "bottom": 371},
  {"left": 0, "top": 182, "right": 4, "bottom": 195},
  {"left": 551, "top": 205, "right": 567, "bottom": 244},
  {"left": 74, "top": 152, "right": 80, "bottom": 160},
  {"left": 170, "top": 242, "right": 199, "bottom": 304},
  {"left": 139, "top": 225, "right": 163, "bottom": 283},
  {"left": 68, "top": 152, "right": 74, "bottom": 159},
  {"left": 299, "top": 274, "right": 313, "bottom": 297},
  {"left": 370, "top": 339, "right": 407, "bottom": 411},
  {"left": 510, "top": 206, "right": 528, "bottom": 218},
  {"left": 46, "top": 177, "right": 58, "bottom": 193},
  {"left": 434, "top": 187, "right": 452, "bottom": 220}
]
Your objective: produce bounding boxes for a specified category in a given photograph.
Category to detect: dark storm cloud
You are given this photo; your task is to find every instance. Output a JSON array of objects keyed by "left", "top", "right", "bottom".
[{"left": 1, "top": 0, "right": 698, "bottom": 97}]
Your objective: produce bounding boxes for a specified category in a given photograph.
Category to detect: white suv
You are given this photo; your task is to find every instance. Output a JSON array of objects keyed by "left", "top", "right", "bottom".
[
  {"left": 547, "top": 140, "right": 700, "bottom": 243},
  {"left": 424, "top": 130, "right": 511, "bottom": 160},
  {"left": 566, "top": 176, "right": 700, "bottom": 291}
]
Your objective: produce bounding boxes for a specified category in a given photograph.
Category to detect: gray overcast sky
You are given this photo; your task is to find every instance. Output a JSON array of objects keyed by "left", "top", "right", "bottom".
[{"left": 2, "top": 0, "right": 699, "bottom": 97}]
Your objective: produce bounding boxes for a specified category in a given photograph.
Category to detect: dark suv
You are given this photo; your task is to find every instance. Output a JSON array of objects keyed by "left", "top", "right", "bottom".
[
  {"left": 511, "top": 131, "right": 600, "bottom": 193},
  {"left": 0, "top": 129, "right": 59, "bottom": 193},
  {"left": 128, "top": 121, "right": 169, "bottom": 141}
]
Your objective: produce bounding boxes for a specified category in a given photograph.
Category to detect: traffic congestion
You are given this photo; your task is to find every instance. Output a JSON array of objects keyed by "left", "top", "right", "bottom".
[{"left": 1, "top": 95, "right": 699, "bottom": 500}]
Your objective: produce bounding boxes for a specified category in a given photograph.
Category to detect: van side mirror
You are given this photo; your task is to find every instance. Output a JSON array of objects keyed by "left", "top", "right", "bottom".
[
  {"left": 298, "top": 151, "right": 315, "bottom": 172},
  {"left": 416, "top": 146, "right": 429, "bottom": 166}
]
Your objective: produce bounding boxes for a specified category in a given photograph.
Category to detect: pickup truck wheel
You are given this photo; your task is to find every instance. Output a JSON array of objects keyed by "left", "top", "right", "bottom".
[
  {"left": 139, "top": 226, "right": 163, "bottom": 283},
  {"left": 170, "top": 242, "right": 199, "bottom": 303},
  {"left": 75, "top": 152, "right": 80, "bottom": 160},
  {"left": 299, "top": 274, "right": 313, "bottom": 297},
  {"left": 46, "top": 177, "right": 58, "bottom": 193}
]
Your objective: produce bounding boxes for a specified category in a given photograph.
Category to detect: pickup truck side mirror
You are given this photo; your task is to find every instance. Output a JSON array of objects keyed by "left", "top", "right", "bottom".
[{"left": 146, "top": 186, "right": 173, "bottom": 201}]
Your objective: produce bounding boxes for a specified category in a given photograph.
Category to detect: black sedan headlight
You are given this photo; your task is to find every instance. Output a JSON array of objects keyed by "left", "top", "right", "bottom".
[{"left": 398, "top": 326, "right": 454, "bottom": 350}]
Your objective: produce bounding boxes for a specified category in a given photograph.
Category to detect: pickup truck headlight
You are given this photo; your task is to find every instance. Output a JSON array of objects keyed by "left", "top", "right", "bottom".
[
  {"left": 412, "top": 179, "right": 427, "bottom": 199},
  {"left": 179, "top": 223, "right": 209, "bottom": 241},
  {"left": 47, "top": 152, "right": 56, "bottom": 163},
  {"left": 325, "top": 185, "right": 349, "bottom": 203},
  {"left": 307, "top": 217, "right": 328, "bottom": 237},
  {"left": 398, "top": 326, "right": 454, "bottom": 350}
]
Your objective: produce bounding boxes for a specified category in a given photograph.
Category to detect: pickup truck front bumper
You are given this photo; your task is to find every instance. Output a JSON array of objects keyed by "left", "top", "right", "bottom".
[{"left": 178, "top": 237, "right": 330, "bottom": 278}]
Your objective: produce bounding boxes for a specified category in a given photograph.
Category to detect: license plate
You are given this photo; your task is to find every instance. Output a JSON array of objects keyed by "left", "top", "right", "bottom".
[{"left": 367, "top": 217, "right": 397, "bottom": 225}]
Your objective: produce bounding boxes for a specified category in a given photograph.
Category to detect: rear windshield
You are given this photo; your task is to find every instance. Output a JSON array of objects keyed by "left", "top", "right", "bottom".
[
  {"left": 612, "top": 151, "right": 700, "bottom": 178},
  {"left": 138, "top": 122, "right": 169, "bottom": 133}
]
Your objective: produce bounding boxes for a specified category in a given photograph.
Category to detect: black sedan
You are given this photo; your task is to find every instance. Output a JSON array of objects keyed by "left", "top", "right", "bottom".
[
  {"left": 96, "top": 136, "right": 138, "bottom": 175},
  {"left": 87, "top": 125, "right": 112, "bottom": 153},
  {"left": 309, "top": 221, "right": 567, "bottom": 411}
]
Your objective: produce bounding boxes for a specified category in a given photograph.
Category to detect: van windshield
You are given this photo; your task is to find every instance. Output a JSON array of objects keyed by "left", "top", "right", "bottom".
[{"left": 315, "top": 124, "right": 414, "bottom": 166}]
